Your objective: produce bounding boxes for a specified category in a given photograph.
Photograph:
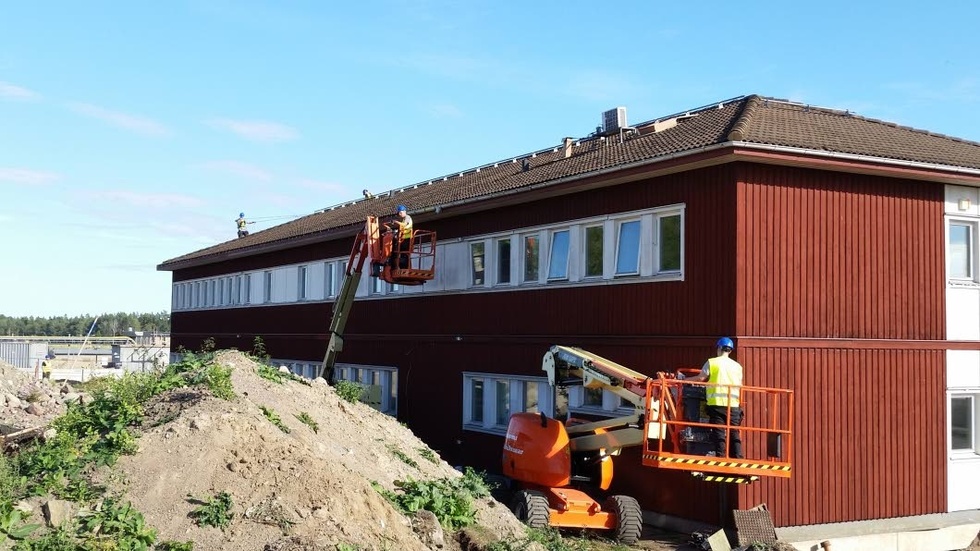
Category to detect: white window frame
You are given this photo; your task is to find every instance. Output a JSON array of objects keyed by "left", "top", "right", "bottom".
[
  {"left": 547, "top": 229, "right": 570, "bottom": 281},
  {"left": 243, "top": 274, "right": 251, "bottom": 304},
  {"left": 263, "top": 271, "right": 273, "bottom": 303},
  {"left": 297, "top": 265, "right": 308, "bottom": 301},
  {"left": 568, "top": 386, "right": 636, "bottom": 417},
  {"left": 656, "top": 212, "right": 683, "bottom": 274},
  {"left": 522, "top": 233, "right": 541, "bottom": 284},
  {"left": 614, "top": 218, "right": 642, "bottom": 277},
  {"left": 324, "top": 262, "right": 335, "bottom": 298},
  {"left": 470, "top": 240, "right": 486, "bottom": 287},
  {"left": 950, "top": 392, "right": 980, "bottom": 457},
  {"left": 584, "top": 224, "right": 604, "bottom": 279},
  {"left": 948, "top": 219, "right": 978, "bottom": 282},
  {"left": 495, "top": 237, "right": 512, "bottom": 285},
  {"left": 462, "top": 372, "right": 554, "bottom": 435}
]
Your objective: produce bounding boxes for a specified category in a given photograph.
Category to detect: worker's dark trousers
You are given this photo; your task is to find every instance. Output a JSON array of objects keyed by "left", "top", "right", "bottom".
[
  {"left": 389, "top": 238, "right": 410, "bottom": 269},
  {"left": 707, "top": 405, "right": 743, "bottom": 458}
]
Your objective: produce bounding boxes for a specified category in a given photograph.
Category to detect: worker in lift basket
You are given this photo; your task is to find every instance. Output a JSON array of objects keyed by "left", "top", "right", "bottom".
[
  {"left": 383, "top": 204, "right": 413, "bottom": 270},
  {"left": 686, "top": 337, "right": 744, "bottom": 459}
]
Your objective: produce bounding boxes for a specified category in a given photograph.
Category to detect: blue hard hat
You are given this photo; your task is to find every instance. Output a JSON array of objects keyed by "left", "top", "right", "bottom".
[
  {"left": 240, "top": 212, "right": 245, "bottom": 217},
  {"left": 396, "top": 204, "right": 407, "bottom": 212},
  {"left": 716, "top": 337, "right": 734, "bottom": 350}
]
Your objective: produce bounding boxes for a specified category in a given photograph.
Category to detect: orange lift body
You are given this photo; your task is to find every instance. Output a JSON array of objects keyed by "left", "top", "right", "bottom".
[{"left": 502, "top": 345, "right": 793, "bottom": 543}]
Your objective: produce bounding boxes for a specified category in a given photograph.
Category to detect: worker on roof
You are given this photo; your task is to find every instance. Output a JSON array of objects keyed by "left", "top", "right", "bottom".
[
  {"left": 236, "top": 212, "right": 255, "bottom": 238},
  {"left": 687, "top": 337, "right": 744, "bottom": 459},
  {"left": 384, "top": 204, "right": 413, "bottom": 270}
]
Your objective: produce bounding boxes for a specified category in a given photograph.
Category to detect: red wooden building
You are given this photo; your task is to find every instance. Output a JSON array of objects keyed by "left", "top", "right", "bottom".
[{"left": 158, "top": 95, "right": 980, "bottom": 528}]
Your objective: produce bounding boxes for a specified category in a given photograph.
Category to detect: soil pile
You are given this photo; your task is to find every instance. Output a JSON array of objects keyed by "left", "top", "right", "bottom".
[
  {"left": 107, "top": 351, "right": 526, "bottom": 550},
  {"left": 0, "top": 361, "right": 89, "bottom": 437}
]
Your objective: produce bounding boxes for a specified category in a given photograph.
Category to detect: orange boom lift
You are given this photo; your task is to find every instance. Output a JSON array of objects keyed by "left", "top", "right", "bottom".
[
  {"left": 317, "top": 215, "right": 436, "bottom": 380},
  {"left": 502, "top": 345, "right": 793, "bottom": 544}
]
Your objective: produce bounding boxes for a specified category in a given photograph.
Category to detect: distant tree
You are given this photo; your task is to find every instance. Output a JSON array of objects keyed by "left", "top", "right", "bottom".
[{"left": 0, "top": 312, "right": 170, "bottom": 336}]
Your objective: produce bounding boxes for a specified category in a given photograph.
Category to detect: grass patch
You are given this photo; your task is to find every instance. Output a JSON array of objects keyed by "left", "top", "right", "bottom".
[
  {"left": 387, "top": 445, "right": 419, "bottom": 469},
  {"left": 418, "top": 447, "right": 438, "bottom": 464},
  {"left": 260, "top": 406, "right": 290, "bottom": 433},
  {"left": 294, "top": 411, "right": 319, "bottom": 433}
]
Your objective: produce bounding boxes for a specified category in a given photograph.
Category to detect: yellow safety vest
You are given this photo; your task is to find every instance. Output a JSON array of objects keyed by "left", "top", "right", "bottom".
[
  {"left": 399, "top": 215, "right": 413, "bottom": 240},
  {"left": 42, "top": 361, "right": 51, "bottom": 374},
  {"left": 706, "top": 356, "right": 742, "bottom": 407}
]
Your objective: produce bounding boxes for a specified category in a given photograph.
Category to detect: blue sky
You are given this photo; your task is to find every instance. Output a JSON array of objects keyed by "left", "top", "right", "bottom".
[{"left": 2, "top": 1, "right": 978, "bottom": 318}]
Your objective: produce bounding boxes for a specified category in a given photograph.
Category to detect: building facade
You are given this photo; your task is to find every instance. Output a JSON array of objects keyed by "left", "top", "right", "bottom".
[{"left": 159, "top": 95, "right": 980, "bottom": 527}]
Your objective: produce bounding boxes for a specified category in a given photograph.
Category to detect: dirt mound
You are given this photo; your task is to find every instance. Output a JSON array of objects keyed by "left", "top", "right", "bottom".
[
  {"left": 1, "top": 360, "right": 89, "bottom": 437},
  {"left": 109, "top": 351, "right": 526, "bottom": 550}
]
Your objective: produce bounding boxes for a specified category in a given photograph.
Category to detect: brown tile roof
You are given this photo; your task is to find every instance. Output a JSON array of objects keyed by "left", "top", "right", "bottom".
[{"left": 160, "top": 94, "right": 980, "bottom": 270}]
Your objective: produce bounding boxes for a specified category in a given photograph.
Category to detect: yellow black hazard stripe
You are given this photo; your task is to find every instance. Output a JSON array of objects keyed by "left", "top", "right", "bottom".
[
  {"left": 692, "top": 473, "right": 759, "bottom": 484},
  {"left": 642, "top": 454, "right": 792, "bottom": 472}
]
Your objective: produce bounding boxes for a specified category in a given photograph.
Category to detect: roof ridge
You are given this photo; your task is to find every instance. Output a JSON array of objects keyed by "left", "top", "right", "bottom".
[{"left": 726, "top": 94, "right": 761, "bottom": 141}]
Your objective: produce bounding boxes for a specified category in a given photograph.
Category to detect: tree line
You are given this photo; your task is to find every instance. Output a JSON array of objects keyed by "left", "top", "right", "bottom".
[{"left": 0, "top": 312, "right": 171, "bottom": 337}]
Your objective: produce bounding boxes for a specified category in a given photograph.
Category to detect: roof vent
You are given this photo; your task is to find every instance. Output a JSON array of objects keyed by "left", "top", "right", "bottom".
[{"left": 602, "top": 107, "right": 628, "bottom": 134}]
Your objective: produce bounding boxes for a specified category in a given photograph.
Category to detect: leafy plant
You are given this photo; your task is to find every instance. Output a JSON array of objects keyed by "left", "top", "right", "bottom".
[
  {"left": 257, "top": 363, "right": 287, "bottom": 384},
  {"left": 418, "top": 447, "right": 438, "bottom": 464},
  {"left": 250, "top": 336, "right": 270, "bottom": 362},
  {"left": 188, "top": 492, "right": 233, "bottom": 530},
  {"left": 373, "top": 470, "right": 493, "bottom": 530},
  {"left": 259, "top": 406, "right": 290, "bottom": 433},
  {"left": 387, "top": 445, "right": 419, "bottom": 469},
  {"left": 0, "top": 502, "right": 41, "bottom": 541},
  {"left": 77, "top": 497, "right": 157, "bottom": 549},
  {"left": 10, "top": 525, "right": 77, "bottom": 550},
  {"left": 199, "top": 337, "right": 216, "bottom": 353},
  {"left": 333, "top": 380, "right": 365, "bottom": 404},
  {"left": 157, "top": 541, "right": 195, "bottom": 551},
  {"left": 294, "top": 412, "right": 319, "bottom": 433}
]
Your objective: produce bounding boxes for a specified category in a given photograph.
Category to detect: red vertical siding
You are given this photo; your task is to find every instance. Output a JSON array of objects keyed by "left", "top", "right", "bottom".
[
  {"left": 735, "top": 164, "right": 944, "bottom": 339},
  {"left": 738, "top": 346, "right": 946, "bottom": 526}
]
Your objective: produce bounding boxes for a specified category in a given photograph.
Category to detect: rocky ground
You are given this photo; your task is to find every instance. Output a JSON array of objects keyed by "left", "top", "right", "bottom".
[{"left": 0, "top": 361, "right": 91, "bottom": 439}]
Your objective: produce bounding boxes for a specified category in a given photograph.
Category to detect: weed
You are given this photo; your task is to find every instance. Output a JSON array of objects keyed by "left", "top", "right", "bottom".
[
  {"left": 257, "top": 363, "right": 287, "bottom": 384},
  {"left": 0, "top": 501, "right": 41, "bottom": 540},
  {"left": 333, "top": 380, "right": 364, "bottom": 403},
  {"left": 77, "top": 497, "right": 157, "bottom": 549},
  {"left": 199, "top": 337, "right": 216, "bottom": 353},
  {"left": 11, "top": 525, "right": 77, "bottom": 550},
  {"left": 373, "top": 469, "right": 493, "bottom": 530},
  {"left": 387, "top": 445, "right": 419, "bottom": 469},
  {"left": 157, "top": 541, "right": 195, "bottom": 551},
  {"left": 335, "top": 544, "right": 360, "bottom": 551},
  {"left": 417, "top": 448, "right": 438, "bottom": 464},
  {"left": 21, "top": 388, "right": 44, "bottom": 404},
  {"left": 259, "top": 406, "right": 290, "bottom": 433},
  {"left": 188, "top": 491, "right": 234, "bottom": 530},
  {"left": 294, "top": 412, "right": 319, "bottom": 433},
  {"left": 250, "top": 336, "right": 270, "bottom": 362}
]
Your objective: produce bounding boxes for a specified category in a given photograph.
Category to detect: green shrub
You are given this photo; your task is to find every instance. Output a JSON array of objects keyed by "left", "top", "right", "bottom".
[
  {"left": 374, "top": 468, "right": 493, "bottom": 530},
  {"left": 0, "top": 502, "right": 41, "bottom": 541},
  {"left": 157, "top": 541, "right": 194, "bottom": 551},
  {"left": 333, "top": 380, "right": 364, "bottom": 403},
  {"left": 77, "top": 497, "right": 157, "bottom": 549},
  {"left": 188, "top": 492, "right": 233, "bottom": 530}
]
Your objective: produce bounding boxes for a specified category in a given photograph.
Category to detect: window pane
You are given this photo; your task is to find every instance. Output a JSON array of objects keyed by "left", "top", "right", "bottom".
[
  {"left": 471, "top": 379, "right": 484, "bottom": 423},
  {"left": 584, "top": 387, "right": 603, "bottom": 407},
  {"left": 586, "top": 226, "right": 603, "bottom": 277},
  {"left": 324, "top": 262, "right": 334, "bottom": 297},
  {"left": 951, "top": 396, "right": 974, "bottom": 450},
  {"left": 523, "top": 382, "right": 540, "bottom": 414},
  {"left": 524, "top": 235, "right": 539, "bottom": 282},
  {"left": 243, "top": 274, "right": 251, "bottom": 304},
  {"left": 298, "top": 266, "right": 308, "bottom": 300},
  {"left": 660, "top": 215, "right": 681, "bottom": 272},
  {"left": 471, "top": 242, "right": 485, "bottom": 285},
  {"left": 616, "top": 221, "right": 641, "bottom": 274},
  {"left": 497, "top": 239, "right": 511, "bottom": 284},
  {"left": 950, "top": 224, "right": 972, "bottom": 279},
  {"left": 495, "top": 380, "right": 511, "bottom": 425},
  {"left": 264, "top": 271, "right": 273, "bottom": 302},
  {"left": 548, "top": 230, "right": 570, "bottom": 280}
]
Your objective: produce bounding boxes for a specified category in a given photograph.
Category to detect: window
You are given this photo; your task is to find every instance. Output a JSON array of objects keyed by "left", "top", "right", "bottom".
[
  {"left": 217, "top": 278, "right": 225, "bottom": 305},
  {"left": 569, "top": 386, "right": 635, "bottom": 415},
  {"left": 372, "top": 275, "right": 384, "bottom": 294},
  {"left": 951, "top": 395, "right": 975, "bottom": 451},
  {"left": 243, "top": 274, "right": 251, "bottom": 304},
  {"left": 523, "top": 234, "right": 539, "bottom": 282},
  {"left": 615, "top": 220, "right": 641, "bottom": 275},
  {"left": 332, "top": 363, "right": 398, "bottom": 415},
  {"left": 209, "top": 280, "right": 216, "bottom": 306},
  {"left": 950, "top": 222, "right": 974, "bottom": 279},
  {"left": 324, "top": 262, "right": 335, "bottom": 297},
  {"left": 264, "top": 271, "right": 273, "bottom": 303},
  {"left": 585, "top": 225, "right": 603, "bottom": 277},
  {"left": 298, "top": 265, "right": 308, "bottom": 300},
  {"left": 583, "top": 387, "right": 603, "bottom": 407},
  {"left": 659, "top": 214, "right": 681, "bottom": 272},
  {"left": 548, "top": 230, "right": 570, "bottom": 281},
  {"left": 463, "top": 373, "right": 553, "bottom": 434},
  {"left": 232, "top": 276, "right": 240, "bottom": 305},
  {"left": 496, "top": 238, "right": 511, "bottom": 284},
  {"left": 471, "top": 242, "right": 485, "bottom": 286},
  {"left": 194, "top": 282, "right": 201, "bottom": 308}
]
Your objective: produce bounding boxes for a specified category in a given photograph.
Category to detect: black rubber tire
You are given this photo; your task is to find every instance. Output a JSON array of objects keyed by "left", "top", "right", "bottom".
[
  {"left": 511, "top": 489, "right": 550, "bottom": 529},
  {"left": 606, "top": 494, "right": 642, "bottom": 544}
]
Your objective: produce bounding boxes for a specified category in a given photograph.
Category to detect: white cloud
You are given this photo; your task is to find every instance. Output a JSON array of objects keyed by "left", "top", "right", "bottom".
[
  {"left": 0, "top": 81, "right": 39, "bottom": 100},
  {"left": 68, "top": 102, "right": 170, "bottom": 137},
  {"left": 207, "top": 118, "right": 299, "bottom": 143},
  {"left": 297, "top": 179, "right": 347, "bottom": 193},
  {"left": 85, "top": 190, "right": 205, "bottom": 208},
  {"left": 199, "top": 160, "right": 273, "bottom": 181},
  {"left": 0, "top": 167, "right": 60, "bottom": 185}
]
